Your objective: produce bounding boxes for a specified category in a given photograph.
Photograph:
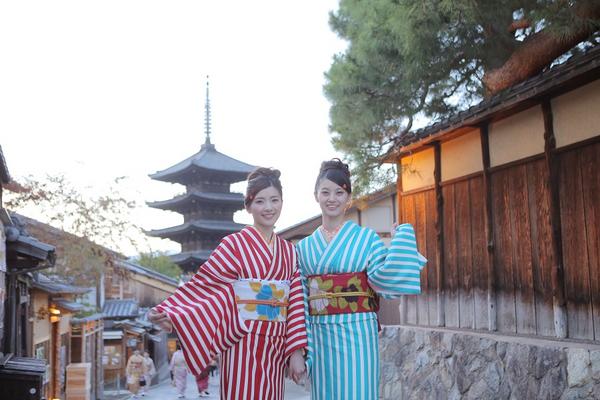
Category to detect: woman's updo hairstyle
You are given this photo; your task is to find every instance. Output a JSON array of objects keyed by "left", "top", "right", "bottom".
[
  {"left": 245, "top": 167, "right": 283, "bottom": 207},
  {"left": 314, "top": 158, "right": 352, "bottom": 194}
]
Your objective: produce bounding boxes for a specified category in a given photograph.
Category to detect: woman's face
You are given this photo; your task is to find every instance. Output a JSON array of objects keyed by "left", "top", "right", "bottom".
[
  {"left": 315, "top": 178, "right": 350, "bottom": 219},
  {"left": 246, "top": 186, "right": 282, "bottom": 231}
]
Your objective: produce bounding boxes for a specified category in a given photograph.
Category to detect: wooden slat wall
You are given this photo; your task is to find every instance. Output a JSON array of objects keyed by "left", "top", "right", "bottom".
[
  {"left": 559, "top": 142, "right": 600, "bottom": 340},
  {"left": 400, "top": 189, "right": 438, "bottom": 326},
  {"left": 399, "top": 142, "right": 598, "bottom": 340},
  {"left": 469, "top": 177, "right": 490, "bottom": 331}
]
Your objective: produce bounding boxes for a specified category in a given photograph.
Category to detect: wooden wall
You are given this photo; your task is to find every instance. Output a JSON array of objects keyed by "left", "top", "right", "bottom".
[
  {"left": 558, "top": 141, "right": 600, "bottom": 340},
  {"left": 397, "top": 130, "right": 600, "bottom": 341}
]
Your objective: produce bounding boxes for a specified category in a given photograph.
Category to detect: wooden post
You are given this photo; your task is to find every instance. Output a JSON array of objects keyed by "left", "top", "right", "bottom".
[
  {"left": 433, "top": 142, "right": 445, "bottom": 327},
  {"left": 397, "top": 161, "right": 408, "bottom": 324},
  {"left": 542, "top": 99, "right": 568, "bottom": 338},
  {"left": 480, "top": 123, "right": 497, "bottom": 331}
]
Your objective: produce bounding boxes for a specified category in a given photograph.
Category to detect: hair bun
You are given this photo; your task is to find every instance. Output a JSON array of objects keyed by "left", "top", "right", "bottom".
[
  {"left": 319, "top": 158, "right": 350, "bottom": 177},
  {"left": 247, "top": 167, "right": 281, "bottom": 181}
]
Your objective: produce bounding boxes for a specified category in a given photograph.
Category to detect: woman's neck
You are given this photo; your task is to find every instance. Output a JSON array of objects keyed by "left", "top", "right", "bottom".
[
  {"left": 322, "top": 215, "right": 345, "bottom": 232},
  {"left": 253, "top": 224, "right": 274, "bottom": 243}
]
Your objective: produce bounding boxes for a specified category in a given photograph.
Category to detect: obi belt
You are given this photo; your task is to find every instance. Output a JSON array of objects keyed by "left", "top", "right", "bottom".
[
  {"left": 232, "top": 279, "right": 290, "bottom": 322},
  {"left": 307, "top": 271, "right": 378, "bottom": 316}
]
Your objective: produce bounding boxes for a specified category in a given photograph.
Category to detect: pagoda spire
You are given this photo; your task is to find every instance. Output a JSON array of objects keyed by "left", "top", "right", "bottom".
[{"left": 204, "top": 75, "right": 212, "bottom": 146}]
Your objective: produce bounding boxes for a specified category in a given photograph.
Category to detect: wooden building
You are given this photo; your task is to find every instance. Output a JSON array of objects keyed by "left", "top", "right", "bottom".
[
  {"left": 384, "top": 45, "right": 600, "bottom": 341},
  {"left": 0, "top": 145, "right": 57, "bottom": 400},
  {"left": 104, "top": 259, "right": 178, "bottom": 308},
  {"left": 30, "top": 273, "right": 89, "bottom": 399},
  {"left": 148, "top": 81, "right": 255, "bottom": 274},
  {"left": 70, "top": 314, "right": 104, "bottom": 400}
]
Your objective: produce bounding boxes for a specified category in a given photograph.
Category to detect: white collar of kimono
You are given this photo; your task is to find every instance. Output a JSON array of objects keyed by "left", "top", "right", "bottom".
[
  {"left": 245, "top": 225, "right": 278, "bottom": 258},
  {"left": 314, "top": 220, "right": 357, "bottom": 273}
]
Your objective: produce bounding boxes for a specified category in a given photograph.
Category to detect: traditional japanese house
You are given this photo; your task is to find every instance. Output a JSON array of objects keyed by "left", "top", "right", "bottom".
[
  {"left": 70, "top": 313, "right": 104, "bottom": 400},
  {"left": 104, "top": 259, "right": 178, "bottom": 308},
  {"left": 101, "top": 299, "right": 167, "bottom": 389},
  {"left": 30, "top": 273, "right": 89, "bottom": 400},
  {"left": 0, "top": 145, "right": 57, "bottom": 400},
  {"left": 15, "top": 213, "right": 178, "bottom": 393},
  {"left": 376, "top": 45, "right": 600, "bottom": 397},
  {"left": 148, "top": 81, "right": 255, "bottom": 274}
]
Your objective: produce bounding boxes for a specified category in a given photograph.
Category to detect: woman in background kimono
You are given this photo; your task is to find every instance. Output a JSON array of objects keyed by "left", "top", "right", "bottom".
[
  {"left": 170, "top": 344, "right": 188, "bottom": 398},
  {"left": 148, "top": 167, "right": 307, "bottom": 400},
  {"left": 297, "top": 159, "right": 426, "bottom": 399}
]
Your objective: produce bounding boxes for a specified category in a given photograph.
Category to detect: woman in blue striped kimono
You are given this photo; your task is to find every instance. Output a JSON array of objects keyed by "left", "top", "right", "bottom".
[{"left": 296, "top": 159, "right": 426, "bottom": 399}]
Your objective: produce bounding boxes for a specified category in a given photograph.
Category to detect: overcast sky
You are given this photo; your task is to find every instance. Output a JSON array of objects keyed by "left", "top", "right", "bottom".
[{"left": 0, "top": 1, "right": 346, "bottom": 255}]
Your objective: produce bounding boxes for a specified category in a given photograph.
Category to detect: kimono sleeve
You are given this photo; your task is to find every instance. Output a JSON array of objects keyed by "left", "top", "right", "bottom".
[
  {"left": 367, "top": 223, "right": 426, "bottom": 297},
  {"left": 154, "top": 236, "right": 248, "bottom": 376},
  {"left": 283, "top": 265, "right": 308, "bottom": 360}
]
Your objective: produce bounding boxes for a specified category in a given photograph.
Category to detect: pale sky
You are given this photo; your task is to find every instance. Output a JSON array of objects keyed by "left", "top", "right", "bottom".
[{"left": 0, "top": 1, "right": 346, "bottom": 255}]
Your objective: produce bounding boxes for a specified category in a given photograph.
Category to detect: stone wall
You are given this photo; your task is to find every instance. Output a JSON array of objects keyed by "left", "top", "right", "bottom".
[{"left": 380, "top": 326, "right": 600, "bottom": 400}]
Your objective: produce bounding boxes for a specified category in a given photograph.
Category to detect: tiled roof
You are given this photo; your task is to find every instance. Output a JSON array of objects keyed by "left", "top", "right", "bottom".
[
  {"left": 169, "top": 250, "right": 213, "bottom": 265},
  {"left": 71, "top": 313, "right": 104, "bottom": 323},
  {"left": 32, "top": 274, "right": 89, "bottom": 295},
  {"left": 102, "top": 299, "right": 139, "bottom": 319},
  {"left": 147, "top": 191, "right": 245, "bottom": 211},
  {"left": 117, "top": 259, "right": 178, "bottom": 287},
  {"left": 0, "top": 145, "right": 10, "bottom": 184},
  {"left": 54, "top": 298, "right": 85, "bottom": 312},
  {"left": 5, "top": 216, "right": 57, "bottom": 266},
  {"left": 147, "top": 220, "right": 246, "bottom": 239},
  {"left": 150, "top": 143, "right": 255, "bottom": 183},
  {"left": 388, "top": 44, "right": 600, "bottom": 155}
]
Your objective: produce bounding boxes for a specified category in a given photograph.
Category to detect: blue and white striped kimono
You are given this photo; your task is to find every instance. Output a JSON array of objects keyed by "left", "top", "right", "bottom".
[{"left": 296, "top": 221, "right": 426, "bottom": 399}]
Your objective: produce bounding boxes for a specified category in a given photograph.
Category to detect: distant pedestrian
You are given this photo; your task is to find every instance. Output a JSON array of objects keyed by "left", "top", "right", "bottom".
[
  {"left": 208, "top": 357, "right": 218, "bottom": 377},
  {"left": 170, "top": 343, "right": 188, "bottom": 398},
  {"left": 194, "top": 365, "right": 211, "bottom": 398},
  {"left": 139, "top": 351, "right": 156, "bottom": 396},
  {"left": 126, "top": 350, "right": 147, "bottom": 399}
]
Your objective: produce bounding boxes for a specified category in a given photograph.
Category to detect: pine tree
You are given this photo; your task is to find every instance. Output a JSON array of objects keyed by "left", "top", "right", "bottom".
[{"left": 325, "top": 0, "right": 600, "bottom": 193}]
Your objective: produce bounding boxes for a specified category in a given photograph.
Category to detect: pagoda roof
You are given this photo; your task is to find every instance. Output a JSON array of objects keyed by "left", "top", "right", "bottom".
[
  {"left": 147, "top": 219, "right": 246, "bottom": 240},
  {"left": 169, "top": 250, "right": 213, "bottom": 265},
  {"left": 147, "top": 191, "right": 244, "bottom": 211},
  {"left": 150, "top": 143, "right": 255, "bottom": 184}
]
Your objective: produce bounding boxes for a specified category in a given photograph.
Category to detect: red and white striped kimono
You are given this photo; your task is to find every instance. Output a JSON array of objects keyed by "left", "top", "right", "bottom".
[{"left": 155, "top": 226, "right": 307, "bottom": 400}]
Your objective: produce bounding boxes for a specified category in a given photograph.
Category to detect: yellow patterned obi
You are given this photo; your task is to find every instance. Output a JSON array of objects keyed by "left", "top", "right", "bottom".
[{"left": 233, "top": 279, "right": 290, "bottom": 322}]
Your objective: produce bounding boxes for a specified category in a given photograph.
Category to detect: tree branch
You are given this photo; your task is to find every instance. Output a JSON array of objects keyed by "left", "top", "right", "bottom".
[{"left": 508, "top": 19, "right": 531, "bottom": 33}]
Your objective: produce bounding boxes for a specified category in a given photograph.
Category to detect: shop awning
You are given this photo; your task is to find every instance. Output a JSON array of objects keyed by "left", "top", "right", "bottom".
[
  {"left": 148, "top": 334, "right": 162, "bottom": 343},
  {"left": 54, "top": 298, "right": 85, "bottom": 312},
  {"left": 103, "top": 330, "right": 123, "bottom": 340}
]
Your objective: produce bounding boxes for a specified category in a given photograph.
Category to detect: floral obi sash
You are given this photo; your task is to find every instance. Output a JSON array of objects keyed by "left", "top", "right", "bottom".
[
  {"left": 307, "top": 271, "right": 379, "bottom": 316},
  {"left": 232, "top": 279, "right": 290, "bottom": 322}
]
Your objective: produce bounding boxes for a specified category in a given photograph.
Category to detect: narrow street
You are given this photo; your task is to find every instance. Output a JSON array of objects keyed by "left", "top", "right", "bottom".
[{"left": 105, "top": 373, "right": 310, "bottom": 400}]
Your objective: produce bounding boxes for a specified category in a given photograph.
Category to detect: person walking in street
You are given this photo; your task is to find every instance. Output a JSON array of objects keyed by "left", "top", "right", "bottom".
[
  {"left": 149, "top": 167, "right": 307, "bottom": 399},
  {"left": 139, "top": 351, "right": 156, "bottom": 396},
  {"left": 194, "top": 365, "right": 211, "bottom": 398},
  {"left": 170, "top": 343, "right": 188, "bottom": 398},
  {"left": 126, "top": 349, "right": 148, "bottom": 399},
  {"left": 297, "top": 158, "right": 427, "bottom": 399}
]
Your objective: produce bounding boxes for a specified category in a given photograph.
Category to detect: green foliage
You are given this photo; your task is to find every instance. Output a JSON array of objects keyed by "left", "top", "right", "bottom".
[
  {"left": 135, "top": 251, "right": 182, "bottom": 280},
  {"left": 325, "top": 0, "right": 600, "bottom": 193}
]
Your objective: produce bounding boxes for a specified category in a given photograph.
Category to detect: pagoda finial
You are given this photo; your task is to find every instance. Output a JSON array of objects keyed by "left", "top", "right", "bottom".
[{"left": 204, "top": 75, "right": 212, "bottom": 146}]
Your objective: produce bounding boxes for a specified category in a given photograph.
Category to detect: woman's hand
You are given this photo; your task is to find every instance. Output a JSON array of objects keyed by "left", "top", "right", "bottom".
[
  {"left": 288, "top": 349, "right": 306, "bottom": 384},
  {"left": 148, "top": 308, "right": 173, "bottom": 333}
]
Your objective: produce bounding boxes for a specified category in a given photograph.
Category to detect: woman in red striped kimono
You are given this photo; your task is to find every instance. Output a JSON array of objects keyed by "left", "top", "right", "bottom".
[{"left": 149, "top": 168, "right": 307, "bottom": 400}]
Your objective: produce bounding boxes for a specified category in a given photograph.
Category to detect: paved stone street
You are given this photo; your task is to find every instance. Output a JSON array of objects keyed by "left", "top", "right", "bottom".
[{"left": 105, "top": 373, "right": 310, "bottom": 400}]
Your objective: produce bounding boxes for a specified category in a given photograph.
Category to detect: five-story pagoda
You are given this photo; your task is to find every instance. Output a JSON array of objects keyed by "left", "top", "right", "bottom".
[{"left": 147, "top": 80, "right": 255, "bottom": 274}]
